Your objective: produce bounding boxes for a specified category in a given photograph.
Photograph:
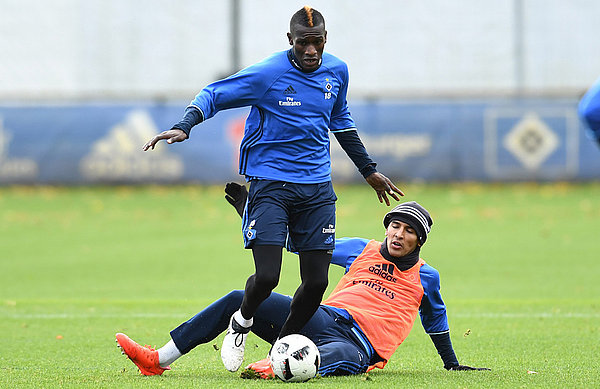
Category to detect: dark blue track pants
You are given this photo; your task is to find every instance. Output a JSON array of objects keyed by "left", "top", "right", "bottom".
[{"left": 170, "top": 290, "right": 372, "bottom": 376}]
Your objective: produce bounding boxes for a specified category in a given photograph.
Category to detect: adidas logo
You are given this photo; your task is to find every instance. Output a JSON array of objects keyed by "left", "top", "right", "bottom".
[
  {"left": 79, "top": 110, "right": 184, "bottom": 181},
  {"left": 0, "top": 124, "right": 38, "bottom": 180},
  {"left": 283, "top": 85, "right": 296, "bottom": 94},
  {"left": 368, "top": 263, "right": 397, "bottom": 282},
  {"left": 378, "top": 263, "right": 394, "bottom": 275}
]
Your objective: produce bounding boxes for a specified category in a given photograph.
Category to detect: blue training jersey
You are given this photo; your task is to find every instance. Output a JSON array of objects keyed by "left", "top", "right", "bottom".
[
  {"left": 331, "top": 237, "right": 450, "bottom": 334},
  {"left": 189, "top": 50, "right": 356, "bottom": 183}
]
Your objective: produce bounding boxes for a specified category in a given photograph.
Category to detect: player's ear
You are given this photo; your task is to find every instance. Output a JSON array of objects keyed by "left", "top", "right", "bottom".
[
  {"left": 287, "top": 32, "right": 293, "bottom": 45},
  {"left": 324, "top": 30, "right": 327, "bottom": 43}
]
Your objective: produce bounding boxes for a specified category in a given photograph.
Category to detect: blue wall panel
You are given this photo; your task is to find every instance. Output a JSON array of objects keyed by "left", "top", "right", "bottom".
[{"left": 0, "top": 98, "right": 597, "bottom": 184}]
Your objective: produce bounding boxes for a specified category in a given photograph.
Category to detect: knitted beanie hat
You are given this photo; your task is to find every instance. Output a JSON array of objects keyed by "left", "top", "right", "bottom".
[{"left": 383, "top": 201, "right": 433, "bottom": 245}]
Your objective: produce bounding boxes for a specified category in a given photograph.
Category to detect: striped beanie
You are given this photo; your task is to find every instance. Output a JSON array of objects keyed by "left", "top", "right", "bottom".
[{"left": 383, "top": 201, "right": 433, "bottom": 245}]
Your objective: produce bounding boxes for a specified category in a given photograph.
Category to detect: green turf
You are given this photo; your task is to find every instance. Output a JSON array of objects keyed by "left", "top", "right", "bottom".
[{"left": 1, "top": 183, "right": 599, "bottom": 388}]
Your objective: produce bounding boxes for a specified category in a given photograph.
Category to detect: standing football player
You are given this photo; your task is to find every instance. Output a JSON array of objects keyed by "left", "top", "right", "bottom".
[
  {"left": 141, "top": 6, "right": 403, "bottom": 373},
  {"left": 578, "top": 77, "right": 600, "bottom": 148}
]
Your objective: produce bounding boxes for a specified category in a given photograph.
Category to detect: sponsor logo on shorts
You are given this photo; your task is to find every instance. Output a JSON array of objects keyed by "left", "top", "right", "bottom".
[{"left": 322, "top": 224, "right": 335, "bottom": 234}]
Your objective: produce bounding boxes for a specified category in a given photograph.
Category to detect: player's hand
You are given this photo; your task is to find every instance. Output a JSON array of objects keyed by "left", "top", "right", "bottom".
[
  {"left": 365, "top": 172, "right": 404, "bottom": 206},
  {"left": 447, "top": 364, "right": 491, "bottom": 371},
  {"left": 225, "top": 182, "right": 248, "bottom": 218},
  {"left": 142, "top": 129, "right": 188, "bottom": 151}
]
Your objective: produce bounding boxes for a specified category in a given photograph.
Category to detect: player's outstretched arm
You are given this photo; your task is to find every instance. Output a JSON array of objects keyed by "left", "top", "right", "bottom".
[
  {"left": 429, "top": 332, "right": 491, "bottom": 372},
  {"left": 332, "top": 130, "right": 403, "bottom": 204},
  {"left": 365, "top": 172, "right": 404, "bottom": 206},
  {"left": 142, "top": 129, "right": 188, "bottom": 151}
]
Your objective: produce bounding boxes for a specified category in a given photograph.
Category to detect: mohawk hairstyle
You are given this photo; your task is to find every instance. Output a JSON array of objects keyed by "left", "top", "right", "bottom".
[{"left": 290, "top": 6, "right": 325, "bottom": 30}]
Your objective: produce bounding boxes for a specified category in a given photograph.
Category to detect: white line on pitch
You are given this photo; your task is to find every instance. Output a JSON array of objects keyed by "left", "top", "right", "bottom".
[
  {"left": 4, "top": 313, "right": 188, "bottom": 319},
  {"left": 3, "top": 312, "right": 600, "bottom": 319},
  {"left": 453, "top": 312, "right": 600, "bottom": 318}
]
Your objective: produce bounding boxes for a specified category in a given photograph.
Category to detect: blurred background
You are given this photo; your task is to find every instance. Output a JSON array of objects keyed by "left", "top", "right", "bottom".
[{"left": 0, "top": 0, "right": 599, "bottom": 184}]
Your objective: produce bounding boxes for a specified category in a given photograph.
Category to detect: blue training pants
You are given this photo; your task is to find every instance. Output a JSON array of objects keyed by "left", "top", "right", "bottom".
[{"left": 170, "top": 290, "right": 372, "bottom": 376}]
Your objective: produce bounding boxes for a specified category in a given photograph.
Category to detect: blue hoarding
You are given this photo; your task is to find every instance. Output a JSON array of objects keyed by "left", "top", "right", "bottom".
[{"left": 0, "top": 98, "right": 597, "bottom": 184}]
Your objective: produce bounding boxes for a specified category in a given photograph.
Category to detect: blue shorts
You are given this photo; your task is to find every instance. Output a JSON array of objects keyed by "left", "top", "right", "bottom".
[{"left": 242, "top": 179, "right": 337, "bottom": 251}]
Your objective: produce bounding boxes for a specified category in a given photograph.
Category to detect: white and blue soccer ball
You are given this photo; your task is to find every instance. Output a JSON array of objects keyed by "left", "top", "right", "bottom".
[{"left": 270, "top": 334, "right": 321, "bottom": 382}]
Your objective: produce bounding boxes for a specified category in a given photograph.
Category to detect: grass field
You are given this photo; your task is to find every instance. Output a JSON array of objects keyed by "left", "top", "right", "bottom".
[{"left": 1, "top": 183, "right": 599, "bottom": 388}]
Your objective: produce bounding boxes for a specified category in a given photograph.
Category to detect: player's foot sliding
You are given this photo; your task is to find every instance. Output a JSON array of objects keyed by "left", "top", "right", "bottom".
[
  {"left": 115, "top": 332, "right": 170, "bottom": 376},
  {"left": 241, "top": 358, "right": 274, "bottom": 379}
]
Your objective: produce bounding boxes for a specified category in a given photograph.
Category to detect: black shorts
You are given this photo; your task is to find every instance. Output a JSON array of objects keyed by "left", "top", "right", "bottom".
[{"left": 242, "top": 179, "right": 337, "bottom": 251}]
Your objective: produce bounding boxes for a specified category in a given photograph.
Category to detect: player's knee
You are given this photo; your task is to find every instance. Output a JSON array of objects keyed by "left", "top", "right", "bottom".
[
  {"left": 254, "top": 273, "right": 279, "bottom": 292},
  {"left": 303, "top": 278, "right": 328, "bottom": 297},
  {"left": 222, "top": 290, "right": 245, "bottom": 307}
]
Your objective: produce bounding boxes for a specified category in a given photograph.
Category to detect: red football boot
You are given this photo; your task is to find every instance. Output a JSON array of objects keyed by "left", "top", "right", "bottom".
[
  {"left": 241, "top": 358, "right": 275, "bottom": 379},
  {"left": 115, "top": 332, "right": 170, "bottom": 376}
]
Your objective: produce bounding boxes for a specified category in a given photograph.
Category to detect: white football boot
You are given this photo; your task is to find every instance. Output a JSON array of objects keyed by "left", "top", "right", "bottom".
[{"left": 221, "top": 313, "right": 252, "bottom": 372}]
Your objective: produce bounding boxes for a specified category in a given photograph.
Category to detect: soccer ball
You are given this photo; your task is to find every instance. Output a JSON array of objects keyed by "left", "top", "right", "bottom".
[{"left": 270, "top": 334, "right": 320, "bottom": 382}]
